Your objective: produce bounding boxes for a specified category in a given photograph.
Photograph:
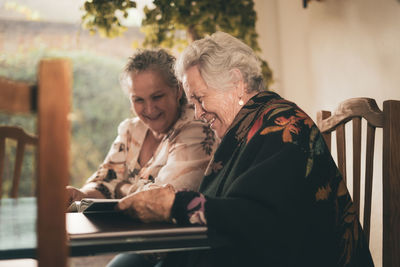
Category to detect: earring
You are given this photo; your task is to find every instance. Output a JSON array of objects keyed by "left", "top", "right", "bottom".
[{"left": 238, "top": 98, "right": 244, "bottom": 106}]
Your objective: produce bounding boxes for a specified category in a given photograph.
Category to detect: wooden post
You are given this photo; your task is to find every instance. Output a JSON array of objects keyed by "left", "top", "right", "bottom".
[
  {"left": 316, "top": 110, "right": 332, "bottom": 151},
  {"left": 383, "top": 100, "right": 400, "bottom": 267},
  {"left": 37, "top": 59, "right": 71, "bottom": 267}
]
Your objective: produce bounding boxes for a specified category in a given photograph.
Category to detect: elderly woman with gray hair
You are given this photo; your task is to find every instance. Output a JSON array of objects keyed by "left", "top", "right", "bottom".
[{"left": 114, "top": 32, "right": 373, "bottom": 267}]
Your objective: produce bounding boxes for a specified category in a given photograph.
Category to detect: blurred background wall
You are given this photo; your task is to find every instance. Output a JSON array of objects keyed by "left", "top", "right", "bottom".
[{"left": 255, "top": 0, "right": 400, "bottom": 265}]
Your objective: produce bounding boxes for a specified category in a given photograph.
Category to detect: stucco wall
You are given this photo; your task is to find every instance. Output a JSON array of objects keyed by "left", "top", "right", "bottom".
[{"left": 255, "top": 0, "right": 400, "bottom": 265}]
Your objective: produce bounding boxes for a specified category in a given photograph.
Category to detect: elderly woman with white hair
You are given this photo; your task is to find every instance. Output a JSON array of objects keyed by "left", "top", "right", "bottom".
[{"left": 114, "top": 32, "right": 373, "bottom": 267}]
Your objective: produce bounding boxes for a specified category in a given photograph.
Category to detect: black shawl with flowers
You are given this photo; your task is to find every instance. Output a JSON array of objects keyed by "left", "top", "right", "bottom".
[{"left": 168, "top": 91, "right": 373, "bottom": 267}]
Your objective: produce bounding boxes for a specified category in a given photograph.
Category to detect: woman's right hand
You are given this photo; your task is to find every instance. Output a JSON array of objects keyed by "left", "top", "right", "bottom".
[
  {"left": 66, "top": 186, "right": 88, "bottom": 207},
  {"left": 117, "top": 184, "right": 176, "bottom": 223}
]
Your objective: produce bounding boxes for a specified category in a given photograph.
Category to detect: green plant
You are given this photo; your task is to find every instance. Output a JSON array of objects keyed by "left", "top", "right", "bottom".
[
  {"left": 81, "top": 0, "right": 273, "bottom": 88},
  {"left": 81, "top": 0, "right": 136, "bottom": 37}
]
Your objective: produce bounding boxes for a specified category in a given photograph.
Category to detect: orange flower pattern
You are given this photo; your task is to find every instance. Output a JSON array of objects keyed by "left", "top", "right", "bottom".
[{"left": 259, "top": 110, "right": 313, "bottom": 143}]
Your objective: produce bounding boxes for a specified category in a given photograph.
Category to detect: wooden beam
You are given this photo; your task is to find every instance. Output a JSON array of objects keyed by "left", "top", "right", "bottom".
[
  {"left": 383, "top": 100, "right": 400, "bottom": 267},
  {"left": 0, "top": 78, "right": 35, "bottom": 114},
  {"left": 37, "top": 59, "right": 71, "bottom": 267},
  {"left": 316, "top": 110, "right": 332, "bottom": 151},
  {"left": 318, "top": 98, "right": 384, "bottom": 133}
]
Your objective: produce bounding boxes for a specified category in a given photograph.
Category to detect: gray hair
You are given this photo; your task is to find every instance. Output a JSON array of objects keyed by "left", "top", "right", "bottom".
[
  {"left": 120, "top": 49, "right": 187, "bottom": 106},
  {"left": 175, "top": 31, "right": 264, "bottom": 93}
]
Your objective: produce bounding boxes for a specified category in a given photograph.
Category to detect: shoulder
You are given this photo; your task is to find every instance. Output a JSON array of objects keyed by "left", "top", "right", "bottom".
[
  {"left": 170, "top": 105, "right": 213, "bottom": 139},
  {"left": 248, "top": 98, "right": 316, "bottom": 145},
  {"left": 261, "top": 98, "right": 301, "bottom": 123},
  {"left": 117, "top": 117, "right": 144, "bottom": 135},
  {"left": 167, "top": 106, "right": 217, "bottom": 151},
  {"left": 175, "top": 105, "right": 197, "bottom": 127}
]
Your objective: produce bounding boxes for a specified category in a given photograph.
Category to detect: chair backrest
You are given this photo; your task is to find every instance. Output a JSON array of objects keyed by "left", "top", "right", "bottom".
[
  {"left": 316, "top": 98, "right": 400, "bottom": 267},
  {"left": 0, "top": 125, "right": 38, "bottom": 198},
  {"left": 0, "top": 59, "right": 71, "bottom": 267}
]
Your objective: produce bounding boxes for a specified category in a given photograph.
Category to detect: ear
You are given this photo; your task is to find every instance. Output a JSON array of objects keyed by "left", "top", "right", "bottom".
[{"left": 231, "top": 69, "right": 246, "bottom": 96}]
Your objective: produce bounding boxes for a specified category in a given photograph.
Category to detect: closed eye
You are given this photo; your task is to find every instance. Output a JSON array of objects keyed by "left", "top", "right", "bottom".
[
  {"left": 132, "top": 97, "right": 144, "bottom": 103},
  {"left": 191, "top": 94, "right": 202, "bottom": 105},
  {"left": 152, "top": 94, "right": 164, "bottom": 101}
]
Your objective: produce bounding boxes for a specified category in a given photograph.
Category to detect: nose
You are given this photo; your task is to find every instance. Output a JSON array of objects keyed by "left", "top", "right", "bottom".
[
  {"left": 144, "top": 101, "right": 156, "bottom": 115},
  {"left": 194, "top": 103, "right": 205, "bottom": 120}
]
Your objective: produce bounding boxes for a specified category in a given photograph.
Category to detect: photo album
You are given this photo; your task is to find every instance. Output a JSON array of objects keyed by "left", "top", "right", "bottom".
[{"left": 67, "top": 198, "right": 119, "bottom": 214}]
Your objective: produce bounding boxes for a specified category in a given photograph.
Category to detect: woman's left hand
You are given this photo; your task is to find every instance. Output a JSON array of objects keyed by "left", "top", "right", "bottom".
[{"left": 117, "top": 184, "right": 176, "bottom": 223}]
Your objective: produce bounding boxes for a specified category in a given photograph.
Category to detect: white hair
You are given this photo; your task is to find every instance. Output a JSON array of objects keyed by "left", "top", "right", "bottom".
[{"left": 175, "top": 31, "right": 264, "bottom": 92}]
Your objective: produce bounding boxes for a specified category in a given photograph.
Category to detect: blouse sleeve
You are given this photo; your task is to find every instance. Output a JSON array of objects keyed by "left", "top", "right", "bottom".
[
  {"left": 139, "top": 121, "right": 217, "bottom": 192},
  {"left": 81, "top": 119, "right": 135, "bottom": 199}
]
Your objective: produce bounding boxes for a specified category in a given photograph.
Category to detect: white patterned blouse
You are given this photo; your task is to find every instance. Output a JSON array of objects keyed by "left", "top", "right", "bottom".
[{"left": 81, "top": 105, "right": 217, "bottom": 199}]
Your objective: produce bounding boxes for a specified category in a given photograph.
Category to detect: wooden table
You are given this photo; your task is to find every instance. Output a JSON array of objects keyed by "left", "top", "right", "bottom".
[{"left": 0, "top": 198, "right": 228, "bottom": 260}]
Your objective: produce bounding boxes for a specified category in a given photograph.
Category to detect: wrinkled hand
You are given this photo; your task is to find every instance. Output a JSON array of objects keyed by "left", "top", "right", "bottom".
[
  {"left": 117, "top": 184, "right": 176, "bottom": 223},
  {"left": 66, "top": 186, "right": 88, "bottom": 207}
]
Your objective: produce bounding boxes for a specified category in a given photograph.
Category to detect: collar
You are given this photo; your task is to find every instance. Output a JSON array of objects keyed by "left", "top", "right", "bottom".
[{"left": 225, "top": 90, "right": 282, "bottom": 143}]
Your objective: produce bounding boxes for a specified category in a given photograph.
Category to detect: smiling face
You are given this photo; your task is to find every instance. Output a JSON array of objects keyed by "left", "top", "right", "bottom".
[
  {"left": 129, "top": 70, "right": 181, "bottom": 134},
  {"left": 183, "top": 66, "right": 241, "bottom": 139}
]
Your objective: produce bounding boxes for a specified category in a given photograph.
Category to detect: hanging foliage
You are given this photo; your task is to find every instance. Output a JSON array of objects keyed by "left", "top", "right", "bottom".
[
  {"left": 81, "top": 0, "right": 273, "bottom": 87},
  {"left": 81, "top": 0, "right": 136, "bottom": 37}
]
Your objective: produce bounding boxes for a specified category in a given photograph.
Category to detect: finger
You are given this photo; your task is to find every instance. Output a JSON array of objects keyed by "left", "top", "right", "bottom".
[
  {"left": 66, "top": 197, "right": 72, "bottom": 208},
  {"left": 118, "top": 194, "right": 136, "bottom": 210},
  {"left": 125, "top": 207, "right": 139, "bottom": 220}
]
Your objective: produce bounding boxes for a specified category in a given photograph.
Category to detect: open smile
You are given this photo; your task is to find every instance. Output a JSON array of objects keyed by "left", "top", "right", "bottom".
[
  {"left": 202, "top": 115, "right": 216, "bottom": 127},
  {"left": 209, "top": 117, "right": 216, "bottom": 127},
  {"left": 144, "top": 113, "right": 163, "bottom": 121}
]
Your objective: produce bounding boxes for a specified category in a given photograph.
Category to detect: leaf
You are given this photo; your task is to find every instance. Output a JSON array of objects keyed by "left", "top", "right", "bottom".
[
  {"left": 266, "top": 106, "right": 293, "bottom": 120},
  {"left": 246, "top": 114, "right": 264, "bottom": 143},
  {"left": 315, "top": 184, "right": 332, "bottom": 201},
  {"left": 288, "top": 124, "right": 299, "bottom": 135},
  {"left": 275, "top": 116, "right": 291, "bottom": 126},
  {"left": 337, "top": 179, "right": 348, "bottom": 197},
  {"left": 305, "top": 157, "right": 313, "bottom": 177},
  {"left": 260, "top": 125, "right": 284, "bottom": 136},
  {"left": 295, "top": 110, "right": 314, "bottom": 128},
  {"left": 282, "top": 128, "right": 293, "bottom": 143}
]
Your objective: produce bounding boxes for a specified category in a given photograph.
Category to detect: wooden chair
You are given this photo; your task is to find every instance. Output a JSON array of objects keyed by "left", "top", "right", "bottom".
[
  {"left": 317, "top": 98, "right": 400, "bottom": 267},
  {"left": 0, "top": 126, "right": 38, "bottom": 198},
  {"left": 0, "top": 59, "right": 71, "bottom": 267}
]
